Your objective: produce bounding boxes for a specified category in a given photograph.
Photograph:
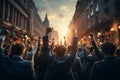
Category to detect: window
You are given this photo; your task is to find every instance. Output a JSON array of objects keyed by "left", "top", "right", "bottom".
[
  {"left": 104, "top": 0, "right": 108, "bottom": 5},
  {"left": 104, "top": 7, "right": 109, "bottom": 18},
  {"left": 96, "top": 4, "right": 99, "bottom": 12},
  {"left": 116, "top": 1, "right": 120, "bottom": 14},
  {"left": 87, "top": 4, "right": 89, "bottom": 9},
  {"left": 88, "top": 15, "right": 90, "bottom": 19},
  {"left": 5, "top": 1, "right": 10, "bottom": 21},
  {"left": 0, "top": 0, "right": 3, "bottom": 19},
  {"left": 95, "top": 16, "right": 98, "bottom": 25},
  {"left": 9, "top": 5, "right": 13, "bottom": 23},
  {"left": 91, "top": 0, "right": 93, "bottom": 5},
  {"left": 91, "top": 9, "right": 94, "bottom": 16}
]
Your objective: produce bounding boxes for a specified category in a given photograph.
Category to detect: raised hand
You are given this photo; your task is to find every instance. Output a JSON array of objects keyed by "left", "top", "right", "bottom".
[{"left": 90, "top": 33, "right": 94, "bottom": 40}]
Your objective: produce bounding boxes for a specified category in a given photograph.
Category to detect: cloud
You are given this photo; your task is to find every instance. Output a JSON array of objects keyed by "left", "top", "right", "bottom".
[
  {"left": 38, "top": 7, "right": 46, "bottom": 13},
  {"left": 43, "top": 0, "right": 49, "bottom": 5},
  {"left": 59, "top": 14, "right": 64, "bottom": 18},
  {"left": 48, "top": 13, "right": 56, "bottom": 20},
  {"left": 60, "top": 6, "right": 69, "bottom": 12},
  {"left": 59, "top": 14, "right": 66, "bottom": 21},
  {"left": 71, "top": 0, "right": 77, "bottom": 2}
]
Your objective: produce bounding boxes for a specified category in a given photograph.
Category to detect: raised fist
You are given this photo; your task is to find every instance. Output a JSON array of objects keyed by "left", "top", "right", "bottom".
[{"left": 89, "top": 33, "right": 94, "bottom": 39}]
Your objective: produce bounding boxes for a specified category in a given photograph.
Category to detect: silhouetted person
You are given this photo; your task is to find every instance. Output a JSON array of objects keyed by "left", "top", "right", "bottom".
[
  {"left": 36, "top": 28, "right": 78, "bottom": 80},
  {"left": 90, "top": 42, "right": 120, "bottom": 80},
  {"left": 115, "top": 46, "right": 120, "bottom": 59},
  {"left": 67, "top": 45, "right": 82, "bottom": 80},
  {"left": 9, "top": 43, "right": 34, "bottom": 80}
]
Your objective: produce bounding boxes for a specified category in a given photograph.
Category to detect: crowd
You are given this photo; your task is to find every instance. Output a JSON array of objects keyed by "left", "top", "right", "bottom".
[{"left": 0, "top": 28, "right": 120, "bottom": 80}]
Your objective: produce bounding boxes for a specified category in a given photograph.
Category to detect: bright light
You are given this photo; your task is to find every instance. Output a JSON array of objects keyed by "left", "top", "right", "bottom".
[
  {"left": 59, "top": 27, "right": 68, "bottom": 43},
  {"left": 25, "top": 35, "right": 27, "bottom": 38},
  {"left": 118, "top": 25, "right": 120, "bottom": 29},
  {"left": 84, "top": 36, "right": 86, "bottom": 38},
  {"left": 88, "top": 36, "right": 91, "bottom": 39},
  {"left": 110, "top": 28, "right": 114, "bottom": 31},
  {"left": 81, "top": 38, "right": 84, "bottom": 41},
  {"left": 97, "top": 32, "right": 101, "bottom": 37},
  {"left": 98, "top": 32, "right": 101, "bottom": 35}
]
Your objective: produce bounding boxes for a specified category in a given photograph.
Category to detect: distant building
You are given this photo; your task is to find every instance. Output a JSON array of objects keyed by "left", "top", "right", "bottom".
[
  {"left": 67, "top": 0, "right": 88, "bottom": 44},
  {"left": 68, "top": 0, "right": 120, "bottom": 45},
  {"left": 50, "top": 30, "right": 59, "bottom": 45},
  {"left": 43, "top": 13, "right": 50, "bottom": 28},
  {"left": 43, "top": 13, "right": 59, "bottom": 44},
  {"left": 28, "top": 0, "right": 45, "bottom": 38}
]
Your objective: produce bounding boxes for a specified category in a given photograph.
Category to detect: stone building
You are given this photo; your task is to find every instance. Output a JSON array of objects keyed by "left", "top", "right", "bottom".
[
  {"left": 68, "top": 0, "right": 120, "bottom": 45},
  {"left": 0, "top": 0, "right": 46, "bottom": 43},
  {"left": 0, "top": 0, "right": 30, "bottom": 42},
  {"left": 28, "top": 0, "right": 45, "bottom": 38}
]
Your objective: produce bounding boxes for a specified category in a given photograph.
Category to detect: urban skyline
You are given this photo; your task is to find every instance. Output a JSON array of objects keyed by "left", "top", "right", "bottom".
[{"left": 33, "top": 0, "right": 77, "bottom": 40}]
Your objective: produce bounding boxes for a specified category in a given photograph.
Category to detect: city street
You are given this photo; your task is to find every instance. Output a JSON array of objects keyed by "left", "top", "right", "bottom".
[{"left": 0, "top": 0, "right": 120, "bottom": 80}]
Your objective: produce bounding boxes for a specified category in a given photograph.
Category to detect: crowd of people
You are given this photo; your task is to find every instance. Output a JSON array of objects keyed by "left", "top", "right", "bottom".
[{"left": 0, "top": 28, "right": 120, "bottom": 80}]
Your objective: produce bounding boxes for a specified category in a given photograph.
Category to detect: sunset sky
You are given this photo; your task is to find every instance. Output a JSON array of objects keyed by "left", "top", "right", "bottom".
[{"left": 33, "top": 0, "right": 77, "bottom": 40}]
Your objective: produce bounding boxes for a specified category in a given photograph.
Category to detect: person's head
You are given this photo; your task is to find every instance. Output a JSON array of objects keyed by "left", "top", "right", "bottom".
[
  {"left": 10, "top": 43, "right": 26, "bottom": 57},
  {"left": 115, "top": 46, "right": 120, "bottom": 57},
  {"left": 78, "top": 47, "right": 82, "bottom": 51},
  {"left": 88, "top": 46, "right": 93, "bottom": 52},
  {"left": 55, "top": 45, "right": 66, "bottom": 58},
  {"left": 28, "top": 46, "right": 33, "bottom": 51},
  {"left": 67, "top": 45, "right": 72, "bottom": 53},
  {"left": 101, "top": 42, "right": 116, "bottom": 56}
]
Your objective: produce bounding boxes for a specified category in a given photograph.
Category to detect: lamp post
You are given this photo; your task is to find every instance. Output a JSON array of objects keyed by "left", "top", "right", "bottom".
[
  {"left": 110, "top": 27, "right": 115, "bottom": 43},
  {"left": 118, "top": 25, "right": 120, "bottom": 44}
]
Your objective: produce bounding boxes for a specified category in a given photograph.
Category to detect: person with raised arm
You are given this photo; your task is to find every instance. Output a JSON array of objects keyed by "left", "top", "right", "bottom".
[{"left": 35, "top": 28, "right": 78, "bottom": 80}]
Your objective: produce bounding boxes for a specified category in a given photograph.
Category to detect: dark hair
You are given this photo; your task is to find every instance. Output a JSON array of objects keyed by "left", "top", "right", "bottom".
[
  {"left": 10, "top": 43, "right": 26, "bottom": 56},
  {"left": 28, "top": 46, "right": 33, "bottom": 51},
  {"left": 115, "top": 46, "right": 120, "bottom": 57},
  {"left": 68, "top": 45, "right": 72, "bottom": 52},
  {"left": 55, "top": 45, "right": 66, "bottom": 58},
  {"left": 101, "top": 42, "right": 116, "bottom": 55},
  {"left": 89, "top": 46, "right": 93, "bottom": 52}
]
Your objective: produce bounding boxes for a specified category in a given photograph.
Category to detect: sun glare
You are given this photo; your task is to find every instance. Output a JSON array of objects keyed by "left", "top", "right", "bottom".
[{"left": 59, "top": 27, "right": 68, "bottom": 44}]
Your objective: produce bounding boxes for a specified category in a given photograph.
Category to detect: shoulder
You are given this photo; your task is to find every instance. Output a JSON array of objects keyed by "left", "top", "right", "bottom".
[
  {"left": 93, "top": 60, "right": 105, "bottom": 67},
  {"left": 22, "top": 59, "right": 32, "bottom": 65}
]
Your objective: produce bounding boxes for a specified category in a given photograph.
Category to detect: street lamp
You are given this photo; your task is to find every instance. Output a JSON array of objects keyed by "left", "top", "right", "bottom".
[
  {"left": 110, "top": 27, "right": 114, "bottom": 32},
  {"left": 110, "top": 27, "right": 115, "bottom": 43},
  {"left": 97, "top": 32, "right": 101, "bottom": 37},
  {"left": 118, "top": 25, "right": 120, "bottom": 29}
]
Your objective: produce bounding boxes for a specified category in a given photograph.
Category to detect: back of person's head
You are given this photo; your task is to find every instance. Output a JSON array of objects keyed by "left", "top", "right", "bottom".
[
  {"left": 78, "top": 47, "right": 82, "bottom": 51},
  {"left": 55, "top": 45, "right": 66, "bottom": 58},
  {"left": 115, "top": 46, "right": 120, "bottom": 57},
  {"left": 101, "top": 42, "right": 116, "bottom": 56},
  {"left": 28, "top": 46, "right": 33, "bottom": 51},
  {"left": 10, "top": 43, "right": 26, "bottom": 57},
  {"left": 89, "top": 46, "right": 93, "bottom": 52},
  {"left": 68, "top": 45, "right": 72, "bottom": 52}
]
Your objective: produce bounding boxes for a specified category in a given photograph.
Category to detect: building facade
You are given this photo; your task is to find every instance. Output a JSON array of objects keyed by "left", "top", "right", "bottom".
[
  {"left": 43, "top": 13, "right": 59, "bottom": 44},
  {"left": 68, "top": 0, "right": 120, "bottom": 45},
  {"left": 28, "top": 0, "right": 45, "bottom": 38},
  {"left": 0, "top": 0, "right": 46, "bottom": 43},
  {"left": 67, "top": 0, "right": 88, "bottom": 44},
  {"left": 0, "top": 0, "right": 30, "bottom": 43}
]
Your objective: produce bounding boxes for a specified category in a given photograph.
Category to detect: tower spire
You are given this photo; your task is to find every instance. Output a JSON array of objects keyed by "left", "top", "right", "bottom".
[
  {"left": 43, "top": 12, "right": 50, "bottom": 28},
  {"left": 45, "top": 12, "right": 48, "bottom": 21},
  {"left": 45, "top": 12, "right": 47, "bottom": 18}
]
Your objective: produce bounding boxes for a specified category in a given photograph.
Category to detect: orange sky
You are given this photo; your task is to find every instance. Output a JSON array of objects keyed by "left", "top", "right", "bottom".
[{"left": 33, "top": 0, "right": 77, "bottom": 41}]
